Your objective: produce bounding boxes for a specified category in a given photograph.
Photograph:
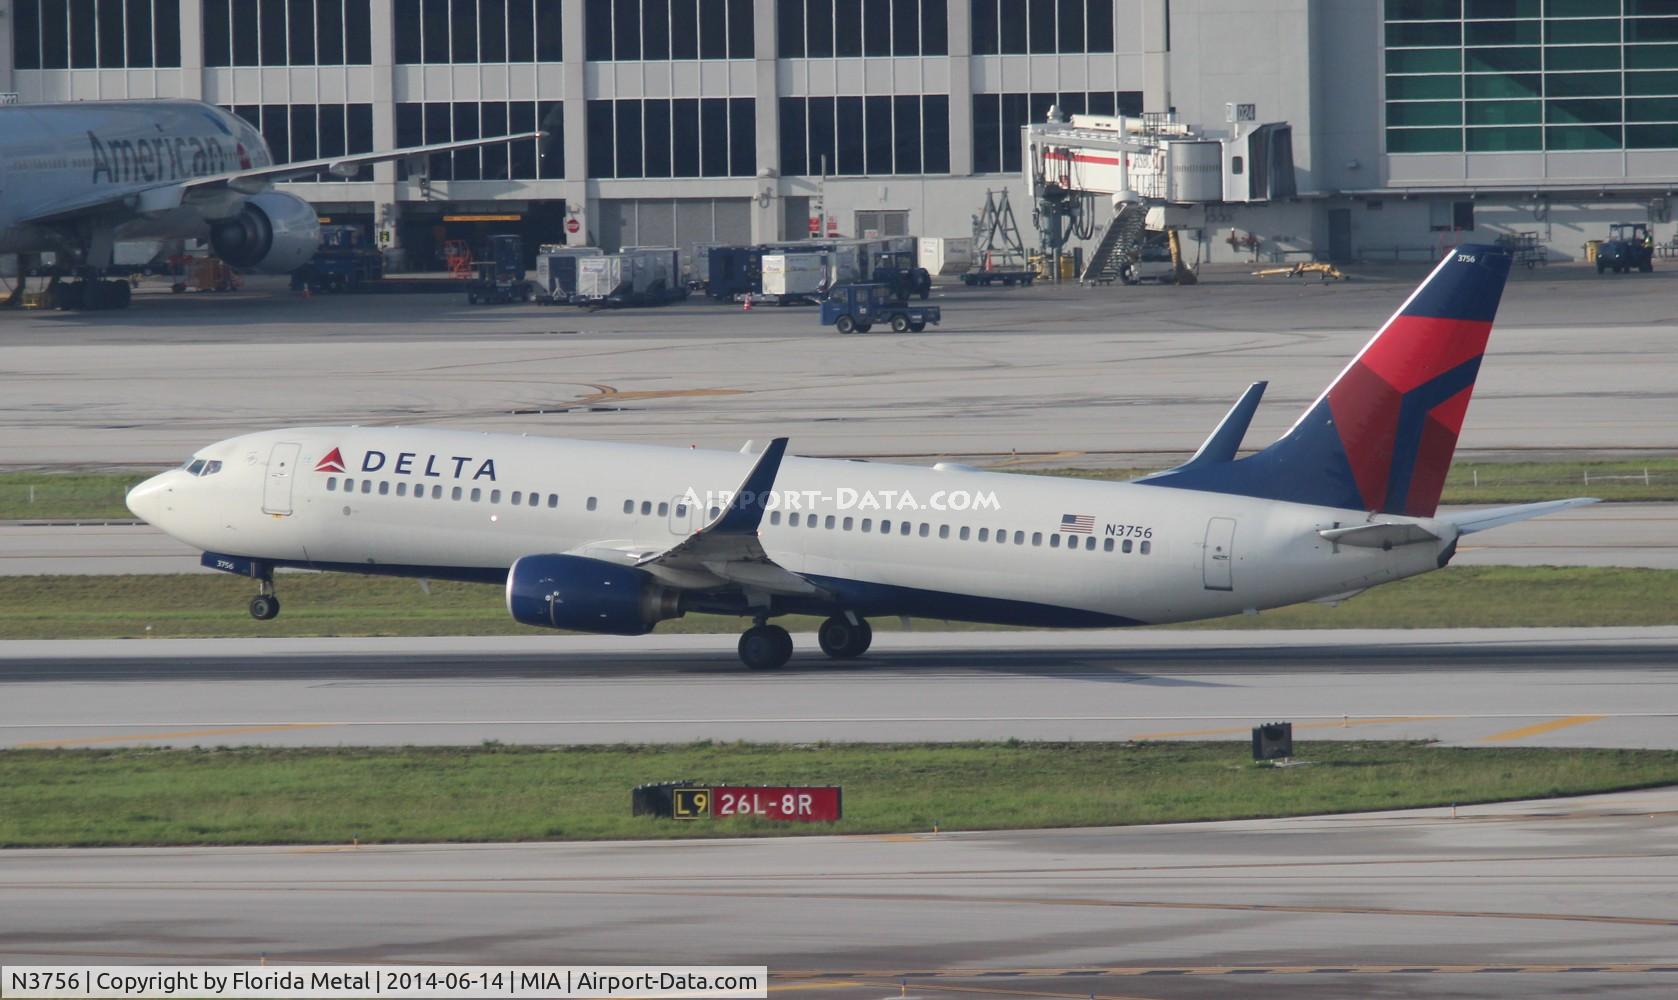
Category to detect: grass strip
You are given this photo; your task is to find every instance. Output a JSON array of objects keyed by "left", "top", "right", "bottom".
[
  {"left": 6, "top": 566, "right": 1675, "bottom": 640},
  {"left": 3, "top": 742, "right": 1675, "bottom": 848},
  {"left": 3, "top": 457, "right": 1674, "bottom": 521}
]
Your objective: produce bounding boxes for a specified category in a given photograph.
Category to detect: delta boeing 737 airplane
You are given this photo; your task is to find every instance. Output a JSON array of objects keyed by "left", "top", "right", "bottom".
[{"left": 127, "top": 245, "right": 1593, "bottom": 669}]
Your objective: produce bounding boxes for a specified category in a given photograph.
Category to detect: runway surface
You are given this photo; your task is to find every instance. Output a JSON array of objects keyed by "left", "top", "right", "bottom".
[
  {"left": 6, "top": 501, "right": 1674, "bottom": 575},
  {"left": 3, "top": 266, "right": 1676, "bottom": 466},
  {"left": 4, "top": 628, "right": 1676, "bottom": 748},
  {"left": 4, "top": 786, "right": 1676, "bottom": 998}
]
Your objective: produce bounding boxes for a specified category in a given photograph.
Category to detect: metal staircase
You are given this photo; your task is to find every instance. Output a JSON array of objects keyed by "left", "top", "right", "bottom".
[{"left": 1079, "top": 201, "right": 1148, "bottom": 284}]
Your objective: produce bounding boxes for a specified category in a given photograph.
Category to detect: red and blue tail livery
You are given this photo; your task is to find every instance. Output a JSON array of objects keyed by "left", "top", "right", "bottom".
[{"left": 1140, "top": 245, "right": 1513, "bottom": 516}]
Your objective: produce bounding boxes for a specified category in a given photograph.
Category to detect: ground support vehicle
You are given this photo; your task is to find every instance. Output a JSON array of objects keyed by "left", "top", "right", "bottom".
[
  {"left": 293, "top": 225, "right": 383, "bottom": 293},
  {"left": 820, "top": 283, "right": 941, "bottom": 334},
  {"left": 1597, "top": 223, "right": 1654, "bottom": 274},
  {"left": 466, "top": 234, "right": 536, "bottom": 304}
]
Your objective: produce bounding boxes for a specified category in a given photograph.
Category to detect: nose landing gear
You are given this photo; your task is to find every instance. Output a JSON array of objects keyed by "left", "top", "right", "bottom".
[{"left": 248, "top": 578, "right": 281, "bottom": 621}]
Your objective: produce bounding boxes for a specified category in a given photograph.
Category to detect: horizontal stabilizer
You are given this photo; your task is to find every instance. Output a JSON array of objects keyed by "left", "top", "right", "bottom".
[
  {"left": 1319, "top": 522, "right": 1440, "bottom": 549},
  {"left": 1438, "top": 497, "right": 1599, "bottom": 535}
]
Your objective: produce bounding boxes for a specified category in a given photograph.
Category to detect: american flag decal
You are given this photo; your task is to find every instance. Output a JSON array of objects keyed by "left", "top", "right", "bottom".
[{"left": 1060, "top": 513, "right": 1094, "bottom": 534}]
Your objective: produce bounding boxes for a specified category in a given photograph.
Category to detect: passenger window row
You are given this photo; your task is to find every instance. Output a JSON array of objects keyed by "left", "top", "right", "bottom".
[
  {"left": 324, "top": 477, "right": 600, "bottom": 512},
  {"left": 323, "top": 478, "right": 1153, "bottom": 556},
  {"left": 763, "top": 508, "right": 1151, "bottom": 554}
]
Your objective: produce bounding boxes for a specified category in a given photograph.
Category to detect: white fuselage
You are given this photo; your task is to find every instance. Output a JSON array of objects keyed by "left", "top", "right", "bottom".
[
  {"left": 128, "top": 427, "right": 1456, "bottom": 627},
  {"left": 0, "top": 100, "right": 272, "bottom": 255}
]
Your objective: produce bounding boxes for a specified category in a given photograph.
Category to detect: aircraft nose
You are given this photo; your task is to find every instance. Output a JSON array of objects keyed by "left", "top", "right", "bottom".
[{"left": 125, "top": 473, "right": 172, "bottom": 524}]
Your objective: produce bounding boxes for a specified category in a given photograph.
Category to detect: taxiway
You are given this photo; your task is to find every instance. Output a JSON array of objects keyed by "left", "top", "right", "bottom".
[{"left": 3, "top": 628, "right": 1675, "bottom": 749}]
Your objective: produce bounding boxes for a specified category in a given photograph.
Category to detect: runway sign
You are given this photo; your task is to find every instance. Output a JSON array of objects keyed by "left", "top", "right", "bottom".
[
  {"left": 637, "top": 784, "right": 841, "bottom": 821},
  {"left": 710, "top": 786, "right": 842, "bottom": 822},
  {"left": 671, "top": 786, "right": 710, "bottom": 819}
]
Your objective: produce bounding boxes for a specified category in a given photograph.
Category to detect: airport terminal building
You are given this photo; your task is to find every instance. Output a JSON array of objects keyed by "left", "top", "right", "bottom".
[{"left": 2, "top": 0, "right": 1675, "bottom": 266}]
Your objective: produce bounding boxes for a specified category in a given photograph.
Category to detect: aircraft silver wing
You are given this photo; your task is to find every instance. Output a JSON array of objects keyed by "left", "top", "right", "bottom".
[
  {"left": 12, "top": 131, "right": 546, "bottom": 228},
  {"left": 181, "top": 130, "right": 548, "bottom": 192}
]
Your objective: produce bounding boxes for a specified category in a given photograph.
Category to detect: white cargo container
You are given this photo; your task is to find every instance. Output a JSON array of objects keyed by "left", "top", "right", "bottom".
[
  {"left": 574, "top": 247, "right": 686, "bottom": 307},
  {"left": 760, "top": 252, "right": 829, "bottom": 303},
  {"left": 918, "top": 237, "right": 974, "bottom": 276},
  {"left": 534, "top": 246, "right": 603, "bottom": 303}
]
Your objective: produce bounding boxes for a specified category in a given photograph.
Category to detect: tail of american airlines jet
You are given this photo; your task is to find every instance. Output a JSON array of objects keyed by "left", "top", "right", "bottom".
[{"left": 1141, "top": 245, "right": 1512, "bottom": 517}]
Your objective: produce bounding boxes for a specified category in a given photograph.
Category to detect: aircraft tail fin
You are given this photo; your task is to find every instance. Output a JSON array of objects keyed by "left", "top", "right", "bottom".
[{"left": 1140, "top": 245, "right": 1512, "bottom": 515}]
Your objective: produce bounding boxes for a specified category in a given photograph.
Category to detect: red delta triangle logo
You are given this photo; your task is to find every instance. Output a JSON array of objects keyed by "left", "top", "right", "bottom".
[{"left": 314, "top": 447, "right": 346, "bottom": 473}]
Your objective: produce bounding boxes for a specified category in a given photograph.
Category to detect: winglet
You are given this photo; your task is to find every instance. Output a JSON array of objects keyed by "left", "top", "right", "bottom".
[
  {"left": 1183, "top": 382, "right": 1268, "bottom": 471},
  {"left": 708, "top": 437, "right": 789, "bottom": 535},
  {"left": 1135, "top": 382, "right": 1266, "bottom": 482}
]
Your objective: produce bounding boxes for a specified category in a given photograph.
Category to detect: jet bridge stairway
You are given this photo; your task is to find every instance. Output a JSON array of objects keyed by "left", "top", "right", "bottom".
[{"left": 1080, "top": 201, "right": 1148, "bottom": 284}]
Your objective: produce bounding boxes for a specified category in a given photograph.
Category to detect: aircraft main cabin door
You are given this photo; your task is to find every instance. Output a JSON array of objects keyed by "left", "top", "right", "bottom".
[
  {"left": 1202, "top": 517, "right": 1236, "bottom": 591},
  {"left": 262, "top": 442, "right": 302, "bottom": 515},
  {"left": 668, "top": 496, "right": 697, "bottom": 536}
]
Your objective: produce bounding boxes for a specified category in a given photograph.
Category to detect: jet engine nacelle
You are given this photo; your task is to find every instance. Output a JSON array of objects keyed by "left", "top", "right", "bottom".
[
  {"left": 505, "top": 554, "right": 684, "bottom": 636},
  {"left": 208, "top": 191, "right": 321, "bottom": 272}
]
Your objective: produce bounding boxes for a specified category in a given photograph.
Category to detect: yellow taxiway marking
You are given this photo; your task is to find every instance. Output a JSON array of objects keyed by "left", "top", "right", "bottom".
[
  {"left": 991, "top": 450, "right": 1087, "bottom": 468},
  {"left": 1483, "top": 715, "right": 1607, "bottom": 743},
  {"left": 1133, "top": 715, "right": 1440, "bottom": 741},
  {"left": 17, "top": 723, "right": 335, "bottom": 748}
]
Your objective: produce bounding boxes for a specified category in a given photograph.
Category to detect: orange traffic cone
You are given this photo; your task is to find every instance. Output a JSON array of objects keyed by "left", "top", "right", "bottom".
[{"left": 742, "top": 295, "right": 753, "bottom": 312}]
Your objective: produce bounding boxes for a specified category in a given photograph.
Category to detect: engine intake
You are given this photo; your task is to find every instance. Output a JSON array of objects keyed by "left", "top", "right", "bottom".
[
  {"left": 208, "top": 192, "right": 321, "bottom": 272},
  {"left": 506, "top": 554, "right": 683, "bottom": 636}
]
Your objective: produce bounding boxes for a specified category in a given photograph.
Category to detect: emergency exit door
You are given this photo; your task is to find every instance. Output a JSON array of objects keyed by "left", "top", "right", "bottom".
[
  {"left": 1203, "top": 517, "right": 1236, "bottom": 591},
  {"left": 262, "top": 442, "right": 302, "bottom": 515}
]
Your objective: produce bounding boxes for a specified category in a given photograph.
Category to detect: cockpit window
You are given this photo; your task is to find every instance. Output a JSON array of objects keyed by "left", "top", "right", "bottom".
[
  {"left": 202, "top": 460, "right": 222, "bottom": 475},
  {"left": 185, "top": 459, "right": 206, "bottom": 475}
]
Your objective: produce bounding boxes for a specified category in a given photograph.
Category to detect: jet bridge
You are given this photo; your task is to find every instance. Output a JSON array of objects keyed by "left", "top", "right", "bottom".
[{"left": 1023, "top": 111, "right": 1295, "bottom": 284}]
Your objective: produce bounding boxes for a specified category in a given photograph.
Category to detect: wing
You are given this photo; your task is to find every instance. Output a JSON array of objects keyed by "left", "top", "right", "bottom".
[
  {"left": 13, "top": 131, "right": 545, "bottom": 228},
  {"left": 633, "top": 438, "right": 825, "bottom": 598},
  {"left": 185, "top": 131, "right": 548, "bottom": 192}
]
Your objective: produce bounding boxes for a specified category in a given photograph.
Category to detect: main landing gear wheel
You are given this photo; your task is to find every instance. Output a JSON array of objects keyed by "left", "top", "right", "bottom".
[
  {"left": 248, "top": 594, "right": 281, "bottom": 621},
  {"left": 817, "top": 616, "right": 873, "bottom": 659},
  {"left": 739, "top": 624, "right": 793, "bottom": 670}
]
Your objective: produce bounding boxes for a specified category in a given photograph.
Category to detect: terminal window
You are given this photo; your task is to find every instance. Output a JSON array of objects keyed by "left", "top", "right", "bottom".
[
  {"left": 972, "top": 0, "right": 1115, "bottom": 55},
  {"left": 776, "top": 0, "right": 950, "bottom": 57},
  {"left": 779, "top": 96, "right": 950, "bottom": 176},
  {"left": 204, "top": 0, "right": 373, "bottom": 66},
  {"left": 585, "top": 98, "right": 756, "bottom": 178},
  {"left": 12, "top": 0, "right": 182, "bottom": 68},
  {"left": 395, "top": 0, "right": 565, "bottom": 64},
  {"left": 585, "top": 0, "right": 753, "bottom": 60},
  {"left": 1384, "top": 0, "right": 1678, "bottom": 153}
]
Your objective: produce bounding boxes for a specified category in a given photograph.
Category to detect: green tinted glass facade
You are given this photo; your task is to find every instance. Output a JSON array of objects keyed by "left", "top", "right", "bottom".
[{"left": 1384, "top": 0, "right": 1678, "bottom": 152}]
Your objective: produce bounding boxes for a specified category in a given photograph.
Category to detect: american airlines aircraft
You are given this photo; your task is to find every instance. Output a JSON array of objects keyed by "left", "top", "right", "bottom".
[
  {"left": 126, "top": 246, "right": 1592, "bottom": 669},
  {"left": 0, "top": 99, "right": 539, "bottom": 310}
]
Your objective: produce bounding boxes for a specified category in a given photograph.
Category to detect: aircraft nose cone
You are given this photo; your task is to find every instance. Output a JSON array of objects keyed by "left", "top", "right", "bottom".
[{"left": 125, "top": 473, "right": 171, "bottom": 524}]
